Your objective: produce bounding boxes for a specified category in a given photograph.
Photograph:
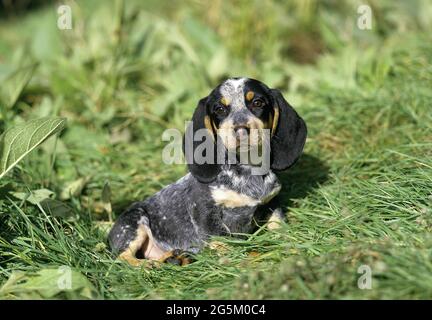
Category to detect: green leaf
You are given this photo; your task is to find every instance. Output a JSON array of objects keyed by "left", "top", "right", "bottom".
[
  {"left": 0, "top": 268, "right": 100, "bottom": 299},
  {"left": 0, "top": 63, "right": 38, "bottom": 109},
  {"left": 10, "top": 189, "right": 76, "bottom": 220},
  {"left": 11, "top": 188, "right": 54, "bottom": 205},
  {"left": 40, "top": 199, "right": 76, "bottom": 220},
  {"left": 0, "top": 117, "right": 67, "bottom": 179},
  {"left": 60, "top": 177, "right": 90, "bottom": 200}
]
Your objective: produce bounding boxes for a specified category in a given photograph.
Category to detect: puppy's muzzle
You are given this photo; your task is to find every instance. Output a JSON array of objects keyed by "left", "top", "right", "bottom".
[{"left": 234, "top": 126, "right": 250, "bottom": 141}]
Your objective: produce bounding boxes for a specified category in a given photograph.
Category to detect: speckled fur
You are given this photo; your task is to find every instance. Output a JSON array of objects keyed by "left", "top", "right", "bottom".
[
  {"left": 108, "top": 166, "right": 280, "bottom": 255},
  {"left": 108, "top": 77, "right": 307, "bottom": 261}
]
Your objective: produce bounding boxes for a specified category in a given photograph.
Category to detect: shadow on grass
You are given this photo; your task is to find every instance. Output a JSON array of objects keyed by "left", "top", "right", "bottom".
[{"left": 277, "top": 153, "right": 330, "bottom": 209}]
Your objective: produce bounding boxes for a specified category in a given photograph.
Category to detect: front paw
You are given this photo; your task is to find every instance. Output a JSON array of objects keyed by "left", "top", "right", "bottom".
[
  {"left": 159, "top": 249, "right": 193, "bottom": 266},
  {"left": 267, "top": 208, "right": 286, "bottom": 230}
]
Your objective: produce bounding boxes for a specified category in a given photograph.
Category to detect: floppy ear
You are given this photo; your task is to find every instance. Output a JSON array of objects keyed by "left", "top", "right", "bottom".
[
  {"left": 183, "top": 97, "right": 221, "bottom": 183},
  {"left": 270, "top": 89, "right": 307, "bottom": 171}
]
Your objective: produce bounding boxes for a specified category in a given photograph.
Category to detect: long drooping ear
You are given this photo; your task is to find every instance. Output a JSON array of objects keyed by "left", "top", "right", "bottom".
[
  {"left": 270, "top": 89, "right": 307, "bottom": 171},
  {"left": 183, "top": 97, "right": 221, "bottom": 183}
]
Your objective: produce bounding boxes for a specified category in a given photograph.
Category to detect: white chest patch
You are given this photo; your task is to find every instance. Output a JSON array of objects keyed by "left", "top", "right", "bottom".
[
  {"left": 210, "top": 186, "right": 260, "bottom": 208},
  {"left": 210, "top": 184, "right": 281, "bottom": 208}
]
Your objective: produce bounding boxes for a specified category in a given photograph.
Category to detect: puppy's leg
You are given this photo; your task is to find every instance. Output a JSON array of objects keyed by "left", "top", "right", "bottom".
[
  {"left": 109, "top": 202, "right": 196, "bottom": 267},
  {"left": 118, "top": 225, "right": 148, "bottom": 266},
  {"left": 254, "top": 197, "right": 286, "bottom": 230},
  {"left": 267, "top": 207, "right": 286, "bottom": 230},
  {"left": 109, "top": 202, "right": 151, "bottom": 266}
]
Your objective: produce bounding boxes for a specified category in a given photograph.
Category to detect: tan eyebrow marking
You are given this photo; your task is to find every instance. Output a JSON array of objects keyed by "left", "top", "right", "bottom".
[
  {"left": 246, "top": 91, "right": 255, "bottom": 101},
  {"left": 220, "top": 97, "right": 230, "bottom": 106}
]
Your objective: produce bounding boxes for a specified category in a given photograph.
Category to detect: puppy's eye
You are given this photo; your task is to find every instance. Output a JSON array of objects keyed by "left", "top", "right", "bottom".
[
  {"left": 214, "top": 105, "right": 227, "bottom": 116},
  {"left": 252, "top": 99, "right": 265, "bottom": 108}
]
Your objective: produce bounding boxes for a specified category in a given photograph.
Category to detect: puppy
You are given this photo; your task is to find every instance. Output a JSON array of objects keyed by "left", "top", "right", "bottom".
[{"left": 108, "top": 77, "right": 307, "bottom": 266}]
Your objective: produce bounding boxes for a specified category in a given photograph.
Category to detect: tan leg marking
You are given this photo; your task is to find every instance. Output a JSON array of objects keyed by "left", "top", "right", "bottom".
[
  {"left": 118, "top": 225, "right": 168, "bottom": 267},
  {"left": 118, "top": 225, "right": 148, "bottom": 266},
  {"left": 267, "top": 211, "right": 284, "bottom": 230}
]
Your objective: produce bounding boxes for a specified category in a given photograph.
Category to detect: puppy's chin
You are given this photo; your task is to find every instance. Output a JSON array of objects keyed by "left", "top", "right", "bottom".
[
  {"left": 236, "top": 141, "right": 262, "bottom": 156},
  {"left": 236, "top": 136, "right": 263, "bottom": 152},
  {"left": 219, "top": 132, "right": 263, "bottom": 154},
  {"left": 236, "top": 138, "right": 250, "bottom": 152},
  {"left": 236, "top": 145, "right": 250, "bottom": 153}
]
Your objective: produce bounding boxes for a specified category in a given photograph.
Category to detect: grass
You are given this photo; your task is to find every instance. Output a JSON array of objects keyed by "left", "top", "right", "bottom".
[{"left": 0, "top": 0, "right": 431, "bottom": 299}]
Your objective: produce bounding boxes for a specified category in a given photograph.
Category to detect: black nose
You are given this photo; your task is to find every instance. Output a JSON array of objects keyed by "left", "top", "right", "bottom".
[{"left": 234, "top": 126, "right": 250, "bottom": 139}]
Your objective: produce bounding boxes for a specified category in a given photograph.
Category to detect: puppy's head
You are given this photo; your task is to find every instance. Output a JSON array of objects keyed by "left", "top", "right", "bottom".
[{"left": 184, "top": 77, "right": 307, "bottom": 183}]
